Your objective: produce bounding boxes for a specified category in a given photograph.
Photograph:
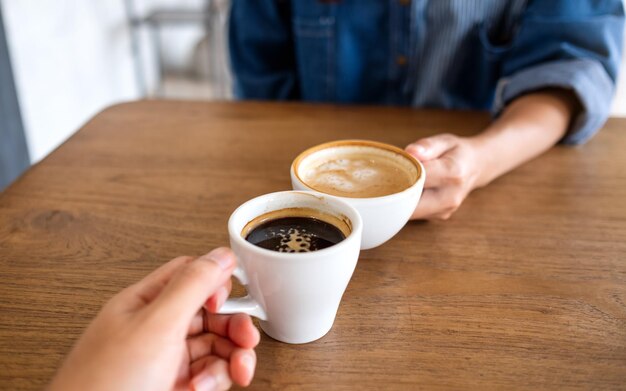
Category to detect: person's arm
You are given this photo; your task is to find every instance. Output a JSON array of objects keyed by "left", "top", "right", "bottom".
[
  {"left": 406, "top": 89, "right": 577, "bottom": 220},
  {"left": 406, "top": 0, "right": 624, "bottom": 220},
  {"left": 229, "top": 0, "right": 299, "bottom": 100},
  {"left": 473, "top": 89, "right": 579, "bottom": 188}
]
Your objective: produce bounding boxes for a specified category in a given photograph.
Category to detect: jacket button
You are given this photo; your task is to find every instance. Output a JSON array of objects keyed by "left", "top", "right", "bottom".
[{"left": 396, "top": 55, "right": 408, "bottom": 66}]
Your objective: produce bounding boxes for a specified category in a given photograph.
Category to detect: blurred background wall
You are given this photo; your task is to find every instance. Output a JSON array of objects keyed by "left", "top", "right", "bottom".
[
  {"left": 1, "top": 0, "right": 625, "bottom": 170},
  {"left": 2, "top": 0, "right": 231, "bottom": 165}
]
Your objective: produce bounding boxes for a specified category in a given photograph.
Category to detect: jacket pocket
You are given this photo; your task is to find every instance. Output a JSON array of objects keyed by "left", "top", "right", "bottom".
[
  {"left": 447, "top": 22, "right": 515, "bottom": 109},
  {"left": 292, "top": 16, "right": 336, "bottom": 102},
  {"left": 479, "top": 21, "right": 515, "bottom": 60}
]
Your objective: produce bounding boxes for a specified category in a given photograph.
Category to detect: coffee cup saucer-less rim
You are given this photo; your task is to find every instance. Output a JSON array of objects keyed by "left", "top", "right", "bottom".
[
  {"left": 228, "top": 191, "right": 363, "bottom": 261},
  {"left": 290, "top": 139, "right": 425, "bottom": 203}
]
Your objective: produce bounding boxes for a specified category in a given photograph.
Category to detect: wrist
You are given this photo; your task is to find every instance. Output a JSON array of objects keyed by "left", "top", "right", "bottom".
[
  {"left": 467, "top": 129, "right": 502, "bottom": 189},
  {"left": 468, "top": 89, "right": 577, "bottom": 189}
]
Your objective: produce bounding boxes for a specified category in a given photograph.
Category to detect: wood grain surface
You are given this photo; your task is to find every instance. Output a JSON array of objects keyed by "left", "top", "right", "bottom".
[{"left": 0, "top": 101, "right": 625, "bottom": 390}]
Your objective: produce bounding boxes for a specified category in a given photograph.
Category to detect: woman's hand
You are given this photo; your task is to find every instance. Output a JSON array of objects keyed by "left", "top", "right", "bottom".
[
  {"left": 49, "top": 248, "right": 260, "bottom": 391},
  {"left": 406, "top": 134, "right": 483, "bottom": 220},
  {"left": 406, "top": 90, "right": 578, "bottom": 220}
]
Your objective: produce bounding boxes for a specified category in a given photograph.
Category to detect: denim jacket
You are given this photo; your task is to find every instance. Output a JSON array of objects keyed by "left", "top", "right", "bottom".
[{"left": 229, "top": 0, "right": 624, "bottom": 144}]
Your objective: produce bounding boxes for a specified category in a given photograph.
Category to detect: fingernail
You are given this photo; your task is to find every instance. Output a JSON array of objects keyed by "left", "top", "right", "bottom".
[
  {"left": 216, "top": 286, "right": 229, "bottom": 309},
  {"left": 414, "top": 145, "right": 426, "bottom": 155},
  {"left": 407, "top": 144, "right": 426, "bottom": 157},
  {"left": 201, "top": 247, "right": 233, "bottom": 270},
  {"left": 241, "top": 352, "right": 256, "bottom": 378},
  {"left": 192, "top": 373, "right": 217, "bottom": 391}
]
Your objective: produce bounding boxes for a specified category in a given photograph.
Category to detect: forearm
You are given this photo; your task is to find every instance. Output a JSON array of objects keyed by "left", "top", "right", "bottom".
[{"left": 472, "top": 90, "right": 579, "bottom": 188}]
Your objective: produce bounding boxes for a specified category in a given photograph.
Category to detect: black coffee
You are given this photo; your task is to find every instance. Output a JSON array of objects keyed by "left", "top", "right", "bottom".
[{"left": 245, "top": 216, "right": 346, "bottom": 253}]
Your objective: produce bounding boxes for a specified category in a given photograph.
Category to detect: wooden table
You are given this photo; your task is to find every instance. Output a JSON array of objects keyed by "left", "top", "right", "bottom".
[{"left": 1, "top": 101, "right": 625, "bottom": 390}]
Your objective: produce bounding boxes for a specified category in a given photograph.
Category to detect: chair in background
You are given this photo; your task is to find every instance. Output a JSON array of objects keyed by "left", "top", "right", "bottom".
[{"left": 124, "top": 0, "right": 232, "bottom": 99}]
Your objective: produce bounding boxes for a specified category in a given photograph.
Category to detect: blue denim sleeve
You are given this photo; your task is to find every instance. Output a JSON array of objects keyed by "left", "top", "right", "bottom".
[
  {"left": 492, "top": 0, "right": 625, "bottom": 145},
  {"left": 229, "top": 0, "right": 299, "bottom": 100}
]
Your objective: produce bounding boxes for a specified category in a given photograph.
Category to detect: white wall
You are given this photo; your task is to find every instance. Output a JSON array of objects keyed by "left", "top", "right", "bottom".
[
  {"left": 2, "top": 0, "right": 207, "bottom": 163},
  {"left": 3, "top": 0, "right": 626, "bottom": 163},
  {"left": 3, "top": 1, "right": 137, "bottom": 162}
]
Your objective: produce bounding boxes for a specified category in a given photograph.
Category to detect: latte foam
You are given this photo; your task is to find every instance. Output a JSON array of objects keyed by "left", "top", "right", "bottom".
[{"left": 297, "top": 144, "right": 418, "bottom": 198}]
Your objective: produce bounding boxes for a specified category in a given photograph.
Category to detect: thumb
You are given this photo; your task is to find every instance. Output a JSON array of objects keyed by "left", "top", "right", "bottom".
[
  {"left": 148, "top": 247, "right": 236, "bottom": 326},
  {"left": 406, "top": 133, "right": 458, "bottom": 161}
]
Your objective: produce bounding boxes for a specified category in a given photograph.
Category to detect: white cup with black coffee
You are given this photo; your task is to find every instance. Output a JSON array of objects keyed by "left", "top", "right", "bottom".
[
  {"left": 291, "top": 140, "right": 425, "bottom": 249},
  {"left": 220, "top": 191, "right": 362, "bottom": 344}
]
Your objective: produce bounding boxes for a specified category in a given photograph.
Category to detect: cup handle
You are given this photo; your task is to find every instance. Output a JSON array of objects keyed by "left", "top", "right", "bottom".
[{"left": 217, "top": 266, "right": 267, "bottom": 320}]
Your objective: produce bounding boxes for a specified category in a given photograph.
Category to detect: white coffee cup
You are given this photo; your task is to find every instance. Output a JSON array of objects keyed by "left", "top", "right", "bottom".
[
  {"left": 291, "top": 140, "right": 425, "bottom": 250},
  {"left": 219, "top": 191, "right": 363, "bottom": 344}
]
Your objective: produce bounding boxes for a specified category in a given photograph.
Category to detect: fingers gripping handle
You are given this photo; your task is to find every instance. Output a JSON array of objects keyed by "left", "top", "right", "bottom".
[
  {"left": 219, "top": 296, "right": 267, "bottom": 320},
  {"left": 232, "top": 266, "right": 248, "bottom": 285},
  {"left": 218, "top": 266, "right": 267, "bottom": 320}
]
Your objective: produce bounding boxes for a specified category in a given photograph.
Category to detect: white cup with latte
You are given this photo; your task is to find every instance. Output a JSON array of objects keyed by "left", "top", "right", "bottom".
[{"left": 291, "top": 140, "right": 425, "bottom": 249}]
